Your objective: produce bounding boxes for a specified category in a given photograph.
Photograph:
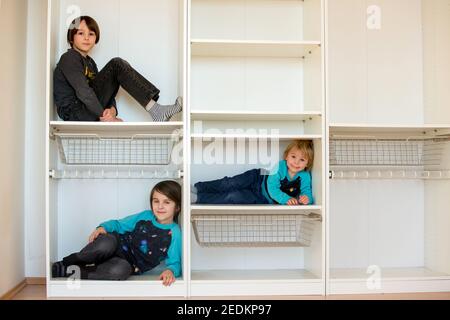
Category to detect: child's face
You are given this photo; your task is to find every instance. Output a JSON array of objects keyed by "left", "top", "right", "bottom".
[
  {"left": 72, "top": 20, "right": 96, "bottom": 55},
  {"left": 285, "top": 147, "right": 308, "bottom": 175},
  {"left": 151, "top": 191, "right": 178, "bottom": 225}
]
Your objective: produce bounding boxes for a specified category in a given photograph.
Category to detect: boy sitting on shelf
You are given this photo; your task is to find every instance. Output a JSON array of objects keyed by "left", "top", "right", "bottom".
[{"left": 192, "top": 140, "right": 314, "bottom": 205}]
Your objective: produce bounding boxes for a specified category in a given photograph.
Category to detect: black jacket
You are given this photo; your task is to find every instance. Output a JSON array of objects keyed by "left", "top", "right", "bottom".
[{"left": 53, "top": 49, "right": 116, "bottom": 121}]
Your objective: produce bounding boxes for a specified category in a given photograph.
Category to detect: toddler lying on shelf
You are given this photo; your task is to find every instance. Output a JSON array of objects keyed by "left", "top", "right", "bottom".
[{"left": 192, "top": 140, "right": 314, "bottom": 205}]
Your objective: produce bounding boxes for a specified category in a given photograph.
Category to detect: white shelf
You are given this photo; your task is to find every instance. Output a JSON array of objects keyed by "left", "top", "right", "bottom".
[
  {"left": 191, "top": 134, "right": 322, "bottom": 140},
  {"left": 329, "top": 123, "right": 450, "bottom": 137},
  {"left": 191, "top": 204, "right": 322, "bottom": 214},
  {"left": 50, "top": 121, "right": 184, "bottom": 136},
  {"left": 191, "top": 39, "right": 321, "bottom": 58},
  {"left": 191, "top": 269, "right": 320, "bottom": 281},
  {"left": 48, "top": 279, "right": 186, "bottom": 298},
  {"left": 330, "top": 268, "right": 450, "bottom": 281},
  {"left": 191, "top": 110, "right": 322, "bottom": 121}
]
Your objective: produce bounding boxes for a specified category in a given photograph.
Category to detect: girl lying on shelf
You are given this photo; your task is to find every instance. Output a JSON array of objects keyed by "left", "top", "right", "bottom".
[
  {"left": 54, "top": 16, "right": 182, "bottom": 122},
  {"left": 192, "top": 140, "right": 314, "bottom": 205},
  {"left": 52, "top": 181, "right": 182, "bottom": 286}
]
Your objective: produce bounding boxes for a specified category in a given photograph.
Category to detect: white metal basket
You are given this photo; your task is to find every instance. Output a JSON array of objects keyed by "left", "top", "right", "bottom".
[
  {"left": 329, "top": 139, "right": 444, "bottom": 166},
  {"left": 191, "top": 213, "right": 321, "bottom": 247},
  {"left": 55, "top": 134, "right": 178, "bottom": 165}
]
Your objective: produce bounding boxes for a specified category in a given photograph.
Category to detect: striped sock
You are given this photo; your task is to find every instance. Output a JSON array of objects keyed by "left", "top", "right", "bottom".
[{"left": 149, "top": 97, "right": 182, "bottom": 122}]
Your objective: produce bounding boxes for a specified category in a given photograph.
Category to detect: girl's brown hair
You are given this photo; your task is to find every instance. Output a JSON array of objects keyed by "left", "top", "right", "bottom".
[
  {"left": 67, "top": 16, "right": 100, "bottom": 48},
  {"left": 150, "top": 181, "right": 182, "bottom": 223},
  {"left": 283, "top": 140, "right": 315, "bottom": 171}
]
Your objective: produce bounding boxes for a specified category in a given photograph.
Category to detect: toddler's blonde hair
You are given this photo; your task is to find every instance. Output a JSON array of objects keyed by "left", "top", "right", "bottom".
[{"left": 283, "top": 140, "right": 314, "bottom": 171}]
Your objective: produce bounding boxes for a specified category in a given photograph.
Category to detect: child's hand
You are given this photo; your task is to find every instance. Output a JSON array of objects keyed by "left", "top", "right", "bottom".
[
  {"left": 159, "top": 269, "right": 176, "bottom": 286},
  {"left": 88, "top": 227, "right": 106, "bottom": 243},
  {"left": 287, "top": 198, "right": 299, "bottom": 206},
  {"left": 298, "top": 195, "right": 310, "bottom": 205},
  {"left": 100, "top": 107, "right": 122, "bottom": 122}
]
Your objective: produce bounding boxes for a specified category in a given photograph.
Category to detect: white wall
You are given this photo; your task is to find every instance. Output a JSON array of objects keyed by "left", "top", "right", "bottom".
[
  {"left": 0, "top": 0, "right": 27, "bottom": 296},
  {"left": 24, "top": 0, "right": 47, "bottom": 278}
]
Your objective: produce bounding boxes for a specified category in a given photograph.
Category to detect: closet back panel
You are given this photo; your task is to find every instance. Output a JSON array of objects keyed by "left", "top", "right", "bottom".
[
  {"left": 191, "top": 0, "right": 320, "bottom": 41},
  {"left": 52, "top": 0, "right": 182, "bottom": 122},
  {"left": 55, "top": 179, "right": 161, "bottom": 259},
  {"left": 327, "top": 0, "right": 424, "bottom": 124},
  {"left": 191, "top": 57, "right": 306, "bottom": 112},
  {"left": 330, "top": 180, "right": 425, "bottom": 269},
  {"left": 190, "top": 236, "right": 306, "bottom": 270}
]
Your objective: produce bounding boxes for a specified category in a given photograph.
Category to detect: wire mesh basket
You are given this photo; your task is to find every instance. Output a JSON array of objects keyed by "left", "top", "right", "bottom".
[
  {"left": 55, "top": 134, "right": 178, "bottom": 165},
  {"left": 329, "top": 139, "right": 444, "bottom": 166},
  {"left": 191, "top": 213, "right": 321, "bottom": 247}
]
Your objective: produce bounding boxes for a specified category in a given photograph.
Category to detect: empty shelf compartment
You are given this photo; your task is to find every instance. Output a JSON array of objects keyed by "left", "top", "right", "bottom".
[{"left": 191, "top": 213, "right": 321, "bottom": 247}]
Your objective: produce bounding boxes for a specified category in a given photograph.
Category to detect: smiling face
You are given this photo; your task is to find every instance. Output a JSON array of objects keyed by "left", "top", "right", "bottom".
[
  {"left": 72, "top": 20, "right": 97, "bottom": 56},
  {"left": 151, "top": 191, "right": 178, "bottom": 225},
  {"left": 285, "top": 147, "right": 309, "bottom": 177}
]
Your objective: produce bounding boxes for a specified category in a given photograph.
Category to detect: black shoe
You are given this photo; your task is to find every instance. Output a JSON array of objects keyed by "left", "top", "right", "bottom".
[{"left": 51, "top": 261, "right": 67, "bottom": 278}]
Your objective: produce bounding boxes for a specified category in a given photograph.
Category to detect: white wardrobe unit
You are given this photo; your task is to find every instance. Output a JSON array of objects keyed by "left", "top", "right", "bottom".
[
  {"left": 42, "top": 0, "right": 450, "bottom": 299},
  {"left": 188, "top": 0, "right": 326, "bottom": 296},
  {"left": 45, "top": 0, "right": 188, "bottom": 297},
  {"left": 326, "top": 0, "right": 450, "bottom": 294}
]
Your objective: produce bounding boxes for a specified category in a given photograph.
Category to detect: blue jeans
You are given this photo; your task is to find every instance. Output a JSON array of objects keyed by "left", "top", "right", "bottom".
[{"left": 195, "top": 169, "right": 269, "bottom": 204}]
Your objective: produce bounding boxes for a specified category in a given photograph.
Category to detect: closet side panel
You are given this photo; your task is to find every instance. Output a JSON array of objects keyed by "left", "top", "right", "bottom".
[
  {"left": 423, "top": 0, "right": 450, "bottom": 124},
  {"left": 425, "top": 141, "right": 450, "bottom": 274}
]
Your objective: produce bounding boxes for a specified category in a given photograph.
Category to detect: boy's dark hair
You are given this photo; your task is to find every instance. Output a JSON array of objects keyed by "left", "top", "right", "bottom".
[
  {"left": 67, "top": 16, "right": 100, "bottom": 48},
  {"left": 150, "top": 181, "right": 182, "bottom": 223}
]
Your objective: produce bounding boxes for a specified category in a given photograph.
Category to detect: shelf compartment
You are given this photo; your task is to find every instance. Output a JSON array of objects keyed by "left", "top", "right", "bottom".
[
  {"left": 53, "top": 133, "right": 180, "bottom": 166},
  {"left": 191, "top": 213, "right": 321, "bottom": 248},
  {"left": 190, "top": 0, "right": 321, "bottom": 43},
  {"left": 329, "top": 138, "right": 447, "bottom": 167},
  {"left": 191, "top": 39, "right": 321, "bottom": 58}
]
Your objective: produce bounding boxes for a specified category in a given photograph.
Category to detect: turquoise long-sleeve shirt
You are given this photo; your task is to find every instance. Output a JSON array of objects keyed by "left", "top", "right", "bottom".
[
  {"left": 262, "top": 160, "right": 314, "bottom": 205},
  {"left": 99, "top": 210, "right": 182, "bottom": 277}
]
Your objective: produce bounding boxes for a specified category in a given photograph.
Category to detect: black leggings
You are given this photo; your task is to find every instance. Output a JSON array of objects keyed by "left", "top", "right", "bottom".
[{"left": 62, "top": 234, "right": 133, "bottom": 281}]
